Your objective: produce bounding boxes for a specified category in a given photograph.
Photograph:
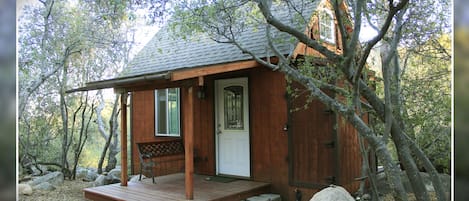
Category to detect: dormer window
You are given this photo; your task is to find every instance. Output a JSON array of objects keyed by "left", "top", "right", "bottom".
[{"left": 319, "top": 10, "right": 335, "bottom": 44}]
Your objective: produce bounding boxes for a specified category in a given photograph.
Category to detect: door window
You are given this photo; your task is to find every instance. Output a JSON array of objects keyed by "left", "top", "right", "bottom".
[{"left": 223, "top": 86, "right": 244, "bottom": 130}]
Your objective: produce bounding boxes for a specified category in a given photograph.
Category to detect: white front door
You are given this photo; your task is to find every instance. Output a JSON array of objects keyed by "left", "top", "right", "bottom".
[{"left": 215, "top": 77, "right": 250, "bottom": 178}]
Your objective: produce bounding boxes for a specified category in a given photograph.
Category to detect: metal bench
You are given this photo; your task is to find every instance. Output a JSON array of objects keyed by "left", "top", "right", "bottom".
[{"left": 136, "top": 139, "right": 185, "bottom": 184}]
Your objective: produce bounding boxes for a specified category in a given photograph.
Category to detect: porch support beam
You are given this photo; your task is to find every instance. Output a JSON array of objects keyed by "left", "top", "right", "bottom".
[
  {"left": 184, "top": 86, "right": 195, "bottom": 200},
  {"left": 198, "top": 76, "right": 204, "bottom": 86},
  {"left": 120, "top": 92, "right": 129, "bottom": 186}
]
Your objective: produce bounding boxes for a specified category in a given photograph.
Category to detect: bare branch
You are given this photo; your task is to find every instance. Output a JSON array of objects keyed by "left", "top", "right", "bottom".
[
  {"left": 255, "top": 0, "right": 341, "bottom": 61},
  {"left": 354, "top": 0, "right": 409, "bottom": 84}
]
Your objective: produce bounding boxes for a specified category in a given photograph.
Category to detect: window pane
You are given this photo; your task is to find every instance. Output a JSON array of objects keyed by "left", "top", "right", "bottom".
[
  {"left": 168, "top": 88, "right": 180, "bottom": 134},
  {"left": 319, "top": 11, "right": 334, "bottom": 43},
  {"left": 157, "top": 89, "right": 167, "bottom": 134},
  {"left": 224, "top": 86, "right": 244, "bottom": 130}
]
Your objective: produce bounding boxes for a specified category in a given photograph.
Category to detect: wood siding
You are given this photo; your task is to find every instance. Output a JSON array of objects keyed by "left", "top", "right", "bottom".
[
  {"left": 288, "top": 82, "right": 336, "bottom": 189},
  {"left": 130, "top": 90, "right": 185, "bottom": 177},
  {"left": 337, "top": 113, "right": 367, "bottom": 192},
  {"left": 249, "top": 67, "right": 290, "bottom": 198},
  {"left": 192, "top": 79, "right": 216, "bottom": 175},
  {"left": 129, "top": 65, "right": 364, "bottom": 200}
]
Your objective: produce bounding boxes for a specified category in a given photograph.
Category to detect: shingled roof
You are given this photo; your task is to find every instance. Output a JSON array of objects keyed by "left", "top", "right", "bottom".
[
  {"left": 120, "top": 0, "right": 320, "bottom": 78},
  {"left": 67, "top": 0, "right": 321, "bottom": 93}
]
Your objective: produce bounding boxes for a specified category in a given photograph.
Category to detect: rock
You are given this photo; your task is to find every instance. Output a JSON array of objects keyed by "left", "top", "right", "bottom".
[
  {"left": 30, "top": 165, "right": 49, "bottom": 176},
  {"left": 28, "top": 171, "right": 64, "bottom": 187},
  {"left": 376, "top": 171, "right": 452, "bottom": 195},
  {"left": 91, "top": 167, "right": 123, "bottom": 187},
  {"left": 18, "top": 184, "right": 33, "bottom": 195},
  {"left": 32, "top": 182, "right": 56, "bottom": 191},
  {"left": 107, "top": 168, "right": 121, "bottom": 180},
  {"left": 83, "top": 170, "right": 98, "bottom": 182},
  {"left": 107, "top": 176, "right": 121, "bottom": 185},
  {"left": 106, "top": 168, "right": 122, "bottom": 184},
  {"left": 75, "top": 167, "right": 88, "bottom": 179},
  {"left": 129, "top": 175, "right": 146, "bottom": 182},
  {"left": 310, "top": 185, "right": 355, "bottom": 201},
  {"left": 94, "top": 175, "right": 107, "bottom": 187}
]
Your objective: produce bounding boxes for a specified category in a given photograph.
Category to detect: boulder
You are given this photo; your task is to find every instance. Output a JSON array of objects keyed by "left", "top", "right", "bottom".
[
  {"left": 93, "top": 174, "right": 121, "bottom": 187},
  {"left": 84, "top": 170, "right": 98, "bottom": 182},
  {"left": 30, "top": 165, "right": 49, "bottom": 176},
  {"left": 310, "top": 185, "right": 355, "bottom": 201},
  {"left": 107, "top": 176, "right": 121, "bottom": 185},
  {"left": 32, "top": 182, "right": 56, "bottom": 191},
  {"left": 107, "top": 168, "right": 121, "bottom": 180},
  {"left": 377, "top": 171, "right": 452, "bottom": 194},
  {"left": 94, "top": 175, "right": 107, "bottom": 187},
  {"left": 28, "top": 171, "right": 64, "bottom": 186},
  {"left": 75, "top": 167, "right": 88, "bottom": 179},
  {"left": 129, "top": 175, "right": 146, "bottom": 182},
  {"left": 18, "top": 184, "right": 33, "bottom": 195}
]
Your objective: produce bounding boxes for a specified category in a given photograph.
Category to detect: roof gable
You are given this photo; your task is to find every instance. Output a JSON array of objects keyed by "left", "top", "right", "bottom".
[{"left": 120, "top": 0, "right": 321, "bottom": 78}]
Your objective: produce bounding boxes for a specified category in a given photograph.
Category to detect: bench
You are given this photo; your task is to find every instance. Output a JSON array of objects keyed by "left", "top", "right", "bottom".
[{"left": 136, "top": 139, "right": 185, "bottom": 183}]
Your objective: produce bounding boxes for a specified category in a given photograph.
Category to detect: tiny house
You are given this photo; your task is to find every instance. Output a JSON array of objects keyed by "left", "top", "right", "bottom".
[{"left": 70, "top": 0, "right": 368, "bottom": 200}]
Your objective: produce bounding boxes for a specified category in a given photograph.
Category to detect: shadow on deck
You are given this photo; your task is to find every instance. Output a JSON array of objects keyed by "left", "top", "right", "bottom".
[{"left": 83, "top": 173, "right": 271, "bottom": 201}]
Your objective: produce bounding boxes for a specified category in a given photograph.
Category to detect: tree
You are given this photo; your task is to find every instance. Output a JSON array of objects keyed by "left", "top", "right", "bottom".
[
  {"left": 96, "top": 94, "right": 121, "bottom": 174},
  {"left": 399, "top": 34, "right": 451, "bottom": 174},
  {"left": 154, "top": 0, "right": 451, "bottom": 200},
  {"left": 18, "top": 0, "right": 136, "bottom": 178}
]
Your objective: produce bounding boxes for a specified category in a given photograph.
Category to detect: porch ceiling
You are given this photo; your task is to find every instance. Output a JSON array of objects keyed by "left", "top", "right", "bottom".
[
  {"left": 66, "top": 59, "right": 267, "bottom": 93},
  {"left": 66, "top": 72, "right": 170, "bottom": 93}
]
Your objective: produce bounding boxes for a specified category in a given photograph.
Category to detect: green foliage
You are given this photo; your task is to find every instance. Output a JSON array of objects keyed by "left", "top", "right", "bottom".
[
  {"left": 370, "top": 34, "right": 451, "bottom": 173},
  {"left": 18, "top": 0, "right": 136, "bottom": 173},
  {"left": 399, "top": 34, "right": 451, "bottom": 173}
]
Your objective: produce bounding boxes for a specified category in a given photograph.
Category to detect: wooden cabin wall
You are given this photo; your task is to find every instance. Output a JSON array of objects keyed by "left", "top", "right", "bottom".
[
  {"left": 285, "top": 81, "right": 337, "bottom": 201},
  {"left": 288, "top": 83, "right": 336, "bottom": 187},
  {"left": 337, "top": 114, "right": 362, "bottom": 192},
  {"left": 130, "top": 90, "right": 184, "bottom": 177},
  {"left": 249, "top": 67, "right": 290, "bottom": 199},
  {"left": 192, "top": 79, "right": 216, "bottom": 175}
]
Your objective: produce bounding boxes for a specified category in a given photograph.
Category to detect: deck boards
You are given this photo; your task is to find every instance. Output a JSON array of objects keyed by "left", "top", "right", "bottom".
[{"left": 83, "top": 173, "right": 271, "bottom": 201}]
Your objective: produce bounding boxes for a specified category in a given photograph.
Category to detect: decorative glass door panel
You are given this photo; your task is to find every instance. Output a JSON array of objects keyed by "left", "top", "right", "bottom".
[{"left": 224, "top": 86, "right": 244, "bottom": 130}]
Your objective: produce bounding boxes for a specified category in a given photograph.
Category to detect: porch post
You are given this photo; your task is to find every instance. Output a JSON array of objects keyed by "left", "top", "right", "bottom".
[
  {"left": 184, "top": 86, "right": 194, "bottom": 200},
  {"left": 120, "top": 92, "right": 128, "bottom": 186}
]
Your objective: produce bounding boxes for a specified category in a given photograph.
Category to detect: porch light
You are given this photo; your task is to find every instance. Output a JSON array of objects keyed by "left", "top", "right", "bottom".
[{"left": 197, "top": 86, "right": 206, "bottom": 99}]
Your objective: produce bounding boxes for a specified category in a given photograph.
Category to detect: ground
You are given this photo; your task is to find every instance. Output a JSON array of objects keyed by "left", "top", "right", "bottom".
[
  {"left": 19, "top": 180, "right": 93, "bottom": 201},
  {"left": 17, "top": 179, "right": 442, "bottom": 201}
]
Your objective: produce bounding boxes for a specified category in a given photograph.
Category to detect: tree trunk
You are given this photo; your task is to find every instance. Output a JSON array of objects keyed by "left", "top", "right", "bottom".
[
  {"left": 96, "top": 94, "right": 120, "bottom": 174},
  {"left": 390, "top": 123, "right": 430, "bottom": 201},
  {"left": 105, "top": 96, "right": 120, "bottom": 172},
  {"left": 71, "top": 94, "right": 94, "bottom": 180},
  {"left": 96, "top": 99, "right": 109, "bottom": 174},
  {"left": 59, "top": 64, "right": 70, "bottom": 177},
  {"left": 406, "top": 135, "right": 448, "bottom": 201}
]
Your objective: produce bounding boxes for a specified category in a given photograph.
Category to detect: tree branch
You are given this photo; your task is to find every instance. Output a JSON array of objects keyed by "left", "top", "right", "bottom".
[{"left": 255, "top": 0, "right": 341, "bottom": 61}]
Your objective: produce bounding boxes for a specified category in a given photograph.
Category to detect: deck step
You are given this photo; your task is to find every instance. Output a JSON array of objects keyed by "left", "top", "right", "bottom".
[{"left": 246, "top": 193, "right": 282, "bottom": 201}]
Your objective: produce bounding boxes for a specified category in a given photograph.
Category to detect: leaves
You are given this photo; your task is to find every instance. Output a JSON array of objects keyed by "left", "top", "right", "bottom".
[{"left": 18, "top": 0, "right": 136, "bottom": 173}]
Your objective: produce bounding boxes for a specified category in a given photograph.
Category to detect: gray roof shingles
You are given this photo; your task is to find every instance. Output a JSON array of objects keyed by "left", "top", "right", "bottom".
[{"left": 120, "top": 0, "right": 320, "bottom": 78}]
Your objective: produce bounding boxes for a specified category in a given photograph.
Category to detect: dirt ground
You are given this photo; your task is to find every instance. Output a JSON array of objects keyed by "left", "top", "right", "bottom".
[
  {"left": 18, "top": 179, "right": 442, "bottom": 201},
  {"left": 18, "top": 180, "right": 93, "bottom": 201}
]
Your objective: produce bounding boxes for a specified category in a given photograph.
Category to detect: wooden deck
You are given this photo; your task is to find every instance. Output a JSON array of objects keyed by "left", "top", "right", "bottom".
[{"left": 83, "top": 173, "right": 271, "bottom": 201}]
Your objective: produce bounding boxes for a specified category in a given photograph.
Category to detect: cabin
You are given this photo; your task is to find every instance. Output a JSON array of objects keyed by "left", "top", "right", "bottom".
[{"left": 69, "top": 0, "right": 368, "bottom": 200}]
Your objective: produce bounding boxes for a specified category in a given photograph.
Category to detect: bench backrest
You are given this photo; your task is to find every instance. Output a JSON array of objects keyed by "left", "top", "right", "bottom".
[{"left": 136, "top": 139, "right": 184, "bottom": 160}]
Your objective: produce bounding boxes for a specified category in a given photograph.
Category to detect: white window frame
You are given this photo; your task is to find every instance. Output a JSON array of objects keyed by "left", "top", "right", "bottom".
[
  {"left": 154, "top": 88, "right": 181, "bottom": 137},
  {"left": 319, "top": 9, "right": 335, "bottom": 44}
]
